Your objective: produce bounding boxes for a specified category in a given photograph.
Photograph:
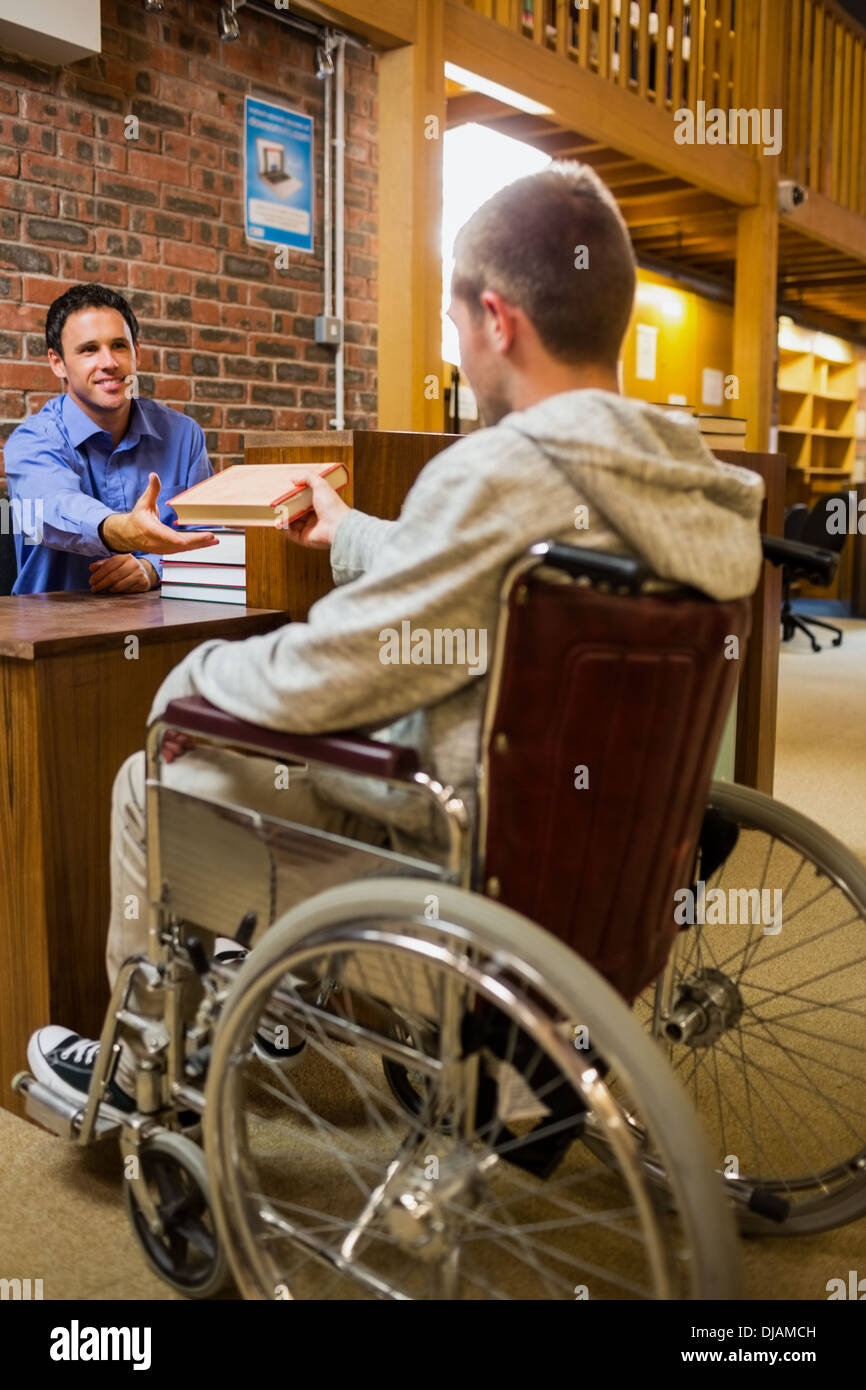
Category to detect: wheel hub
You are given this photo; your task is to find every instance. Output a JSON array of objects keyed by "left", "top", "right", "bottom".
[{"left": 663, "top": 968, "right": 743, "bottom": 1047}]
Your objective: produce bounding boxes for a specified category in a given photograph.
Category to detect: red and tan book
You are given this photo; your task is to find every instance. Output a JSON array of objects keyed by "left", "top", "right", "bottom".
[{"left": 169, "top": 462, "right": 349, "bottom": 527}]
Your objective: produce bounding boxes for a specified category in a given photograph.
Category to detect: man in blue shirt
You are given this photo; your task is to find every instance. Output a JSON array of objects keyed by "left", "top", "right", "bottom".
[{"left": 4, "top": 283, "right": 217, "bottom": 594}]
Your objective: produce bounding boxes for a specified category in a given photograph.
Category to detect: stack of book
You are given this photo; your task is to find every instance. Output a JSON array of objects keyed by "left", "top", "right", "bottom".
[
  {"left": 160, "top": 462, "right": 349, "bottom": 606},
  {"left": 696, "top": 414, "right": 747, "bottom": 453},
  {"left": 162, "top": 530, "right": 247, "bottom": 605},
  {"left": 652, "top": 404, "right": 748, "bottom": 452}
]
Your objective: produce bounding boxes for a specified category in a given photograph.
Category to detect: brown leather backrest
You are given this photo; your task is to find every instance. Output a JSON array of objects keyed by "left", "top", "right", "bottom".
[{"left": 481, "top": 573, "right": 752, "bottom": 1002}]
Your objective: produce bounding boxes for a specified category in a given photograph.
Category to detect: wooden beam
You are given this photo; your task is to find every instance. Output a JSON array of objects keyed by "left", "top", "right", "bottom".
[
  {"left": 733, "top": 201, "right": 779, "bottom": 452},
  {"left": 782, "top": 188, "right": 866, "bottom": 263},
  {"left": 443, "top": 0, "right": 760, "bottom": 204},
  {"left": 289, "top": 0, "right": 415, "bottom": 47},
  {"left": 377, "top": 0, "right": 445, "bottom": 431}
]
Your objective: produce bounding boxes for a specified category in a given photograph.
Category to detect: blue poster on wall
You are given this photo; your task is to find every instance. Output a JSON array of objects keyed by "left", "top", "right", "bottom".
[{"left": 243, "top": 95, "right": 314, "bottom": 253}]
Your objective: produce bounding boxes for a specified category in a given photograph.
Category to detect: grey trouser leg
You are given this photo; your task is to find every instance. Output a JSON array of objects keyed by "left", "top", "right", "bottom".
[{"left": 106, "top": 746, "right": 394, "bottom": 988}]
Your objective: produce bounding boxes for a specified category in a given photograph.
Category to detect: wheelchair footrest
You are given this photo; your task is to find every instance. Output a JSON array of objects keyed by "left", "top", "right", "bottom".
[{"left": 12, "top": 1073, "right": 120, "bottom": 1141}]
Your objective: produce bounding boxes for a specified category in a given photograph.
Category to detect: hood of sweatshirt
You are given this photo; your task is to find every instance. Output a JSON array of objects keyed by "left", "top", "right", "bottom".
[{"left": 501, "top": 389, "right": 765, "bottom": 601}]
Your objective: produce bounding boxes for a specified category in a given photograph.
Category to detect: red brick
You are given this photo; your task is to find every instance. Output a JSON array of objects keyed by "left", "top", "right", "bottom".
[
  {"left": 24, "top": 276, "right": 73, "bottom": 305},
  {"left": 129, "top": 263, "right": 192, "bottom": 295},
  {"left": 59, "top": 253, "right": 128, "bottom": 286},
  {"left": 57, "top": 132, "right": 101, "bottom": 166},
  {"left": 0, "top": 363, "right": 55, "bottom": 390},
  {"left": 162, "top": 241, "right": 219, "bottom": 273},
  {"left": 192, "top": 326, "right": 245, "bottom": 352},
  {"left": 21, "top": 153, "right": 93, "bottom": 193},
  {"left": 95, "top": 170, "right": 159, "bottom": 205},
  {"left": 156, "top": 74, "right": 224, "bottom": 119},
  {"left": 0, "top": 87, "right": 17, "bottom": 116},
  {"left": 152, "top": 376, "right": 191, "bottom": 401},
  {"left": 0, "top": 148, "right": 18, "bottom": 178},
  {"left": 186, "top": 298, "right": 221, "bottom": 325},
  {"left": 0, "top": 390, "right": 24, "bottom": 414},
  {"left": 127, "top": 150, "right": 189, "bottom": 187},
  {"left": 0, "top": 301, "right": 53, "bottom": 335},
  {"left": 219, "top": 198, "right": 243, "bottom": 226},
  {"left": 0, "top": 178, "right": 57, "bottom": 216},
  {"left": 0, "top": 119, "right": 55, "bottom": 155},
  {"left": 25, "top": 393, "right": 55, "bottom": 412},
  {"left": 126, "top": 38, "right": 190, "bottom": 81},
  {"left": 190, "top": 166, "right": 237, "bottom": 197},
  {"left": 163, "top": 132, "right": 219, "bottom": 170},
  {"left": 94, "top": 142, "right": 128, "bottom": 173},
  {"left": 219, "top": 303, "right": 271, "bottom": 333},
  {"left": 95, "top": 228, "right": 159, "bottom": 260}
]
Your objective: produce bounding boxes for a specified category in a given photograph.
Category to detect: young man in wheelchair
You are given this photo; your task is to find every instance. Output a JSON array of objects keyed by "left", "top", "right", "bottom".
[{"left": 28, "top": 160, "right": 764, "bottom": 1112}]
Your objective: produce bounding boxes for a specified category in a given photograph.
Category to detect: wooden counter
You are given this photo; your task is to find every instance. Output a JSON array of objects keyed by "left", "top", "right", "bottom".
[{"left": 0, "top": 592, "right": 286, "bottom": 1114}]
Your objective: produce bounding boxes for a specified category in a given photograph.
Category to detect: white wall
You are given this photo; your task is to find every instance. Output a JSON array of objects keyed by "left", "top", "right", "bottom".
[{"left": 0, "top": 0, "right": 101, "bottom": 64}]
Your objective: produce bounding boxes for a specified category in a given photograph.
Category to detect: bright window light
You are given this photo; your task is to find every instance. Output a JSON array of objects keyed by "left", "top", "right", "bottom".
[
  {"left": 444, "top": 63, "right": 553, "bottom": 116},
  {"left": 442, "top": 123, "right": 550, "bottom": 363}
]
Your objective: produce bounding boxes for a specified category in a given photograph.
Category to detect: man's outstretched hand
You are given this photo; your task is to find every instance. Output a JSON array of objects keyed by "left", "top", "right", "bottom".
[
  {"left": 100, "top": 472, "right": 218, "bottom": 555},
  {"left": 281, "top": 470, "right": 350, "bottom": 551}
]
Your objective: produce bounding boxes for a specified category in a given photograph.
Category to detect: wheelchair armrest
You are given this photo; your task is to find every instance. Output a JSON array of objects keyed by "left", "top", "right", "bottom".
[
  {"left": 159, "top": 696, "right": 421, "bottom": 782},
  {"left": 530, "top": 541, "right": 651, "bottom": 593},
  {"left": 761, "top": 535, "right": 839, "bottom": 586}
]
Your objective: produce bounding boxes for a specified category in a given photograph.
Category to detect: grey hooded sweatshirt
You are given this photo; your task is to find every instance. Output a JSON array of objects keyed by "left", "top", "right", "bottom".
[{"left": 149, "top": 390, "right": 765, "bottom": 841}]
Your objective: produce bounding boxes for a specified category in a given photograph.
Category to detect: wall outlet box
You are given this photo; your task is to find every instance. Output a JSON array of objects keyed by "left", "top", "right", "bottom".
[{"left": 314, "top": 315, "right": 343, "bottom": 346}]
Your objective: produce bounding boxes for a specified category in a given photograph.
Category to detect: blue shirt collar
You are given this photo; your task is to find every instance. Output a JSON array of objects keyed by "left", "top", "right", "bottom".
[{"left": 60, "top": 392, "right": 159, "bottom": 449}]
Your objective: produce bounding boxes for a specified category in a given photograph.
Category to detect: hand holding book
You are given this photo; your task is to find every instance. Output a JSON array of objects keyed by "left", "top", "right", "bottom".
[{"left": 281, "top": 469, "right": 351, "bottom": 551}]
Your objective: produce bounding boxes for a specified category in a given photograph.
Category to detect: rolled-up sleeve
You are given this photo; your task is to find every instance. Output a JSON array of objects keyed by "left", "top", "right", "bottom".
[{"left": 4, "top": 423, "right": 113, "bottom": 557}]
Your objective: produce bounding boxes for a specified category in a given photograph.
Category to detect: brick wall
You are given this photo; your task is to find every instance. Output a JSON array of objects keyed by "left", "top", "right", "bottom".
[{"left": 0, "top": 0, "right": 378, "bottom": 473}]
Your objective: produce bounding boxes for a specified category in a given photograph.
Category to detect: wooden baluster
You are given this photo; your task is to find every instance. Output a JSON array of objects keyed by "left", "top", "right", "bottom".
[
  {"left": 830, "top": 18, "right": 844, "bottom": 204},
  {"left": 716, "top": 0, "right": 732, "bottom": 111},
  {"left": 845, "top": 29, "right": 856, "bottom": 211},
  {"left": 578, "top": 0, "right": 591, "bottom": 64},
  {"left": 670, "top": 0, "right": 685, "bottom": 110},
  {"left": 828, "top": 10, "right": 839, "bottom": 198},
  {"left": 703, "top": 0, "right": 718, "bottom": 110},
  {"left": 556, "top": 0, "right": 570, "bottom": 55},
  {"left": 791, "top": 0, "right": 807, "bottom": 186},
  {"left": 617, "top": 0, "right": 630, "bottom": 84},
  {"left": 809, "top": 5, "right": 823, "bottom": 200},
  {"left": 638, "top": 0, "right": 651, "bottom": 96},
  {"left": 655, "top": 0, "right": 671, "bottom": 104},
  {"left": 852, "top": 37, "right": 865, "bottom": 214},
  {"left": 687, "top": 0, "right": 704, "bottom": 115},
  {"left": 598, "top": 0, "right": 611, "bottom": 76}
]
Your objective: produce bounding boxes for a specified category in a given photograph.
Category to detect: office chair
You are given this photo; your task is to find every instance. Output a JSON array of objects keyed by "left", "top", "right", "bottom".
[{"left": 781, "top": 493, "right": 847, "bottom": 651}]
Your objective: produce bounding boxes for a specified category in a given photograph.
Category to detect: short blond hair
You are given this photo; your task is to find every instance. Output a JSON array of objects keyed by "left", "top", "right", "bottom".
[{"left": 452, "top": 161, "right": 636, "bottom": 367}]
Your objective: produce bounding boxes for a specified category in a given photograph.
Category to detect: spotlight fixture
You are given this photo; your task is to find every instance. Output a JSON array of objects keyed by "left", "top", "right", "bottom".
[
  {"left": 218, "top": 1, "right": 240, "bottom": 42},
  {"left": 315, "top": 45, "right": 334, "bottom": 79},
  {"left": 142, "top": 0, "right": 164, "bottom": 11}
]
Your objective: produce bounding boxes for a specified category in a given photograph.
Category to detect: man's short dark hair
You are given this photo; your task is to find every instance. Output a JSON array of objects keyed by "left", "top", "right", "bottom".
[
  {"left": 452, "top": 161, "right": 637, "bottom": 369},
  {"left": 45, "top": 284, "right": 139, "bottom": 357}
]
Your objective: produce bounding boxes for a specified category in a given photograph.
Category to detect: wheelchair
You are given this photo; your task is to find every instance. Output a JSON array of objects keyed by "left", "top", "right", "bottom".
[{"left": 14, "top": 535, "right": 866, "bottom": 1299}]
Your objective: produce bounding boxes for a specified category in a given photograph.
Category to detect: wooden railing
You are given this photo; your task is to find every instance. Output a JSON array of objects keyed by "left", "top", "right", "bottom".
[
  {"left": 780, "top": 0, "right": 866, "bottom": 216},
  {"left": 456, "top": 0, "right": 866, "bottom": 216}
]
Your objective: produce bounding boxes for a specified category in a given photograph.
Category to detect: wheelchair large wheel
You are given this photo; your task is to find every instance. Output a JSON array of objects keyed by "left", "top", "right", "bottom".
[
  {"left": 637, "top": 781, "right": 866, "bottom": 1236},
  {"left": 204, "top": 878, "right": 740, "bottom": 1300}
]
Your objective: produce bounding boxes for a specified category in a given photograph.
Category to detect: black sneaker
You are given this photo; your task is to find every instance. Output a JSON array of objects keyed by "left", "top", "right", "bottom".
[
  {"left": 26, "top": 1026, "right": 200, "bottom": 1126},
  {"left": 213, "top": 941, "right": 307, "bottom": 1072},
  {"left": 27, "top": 1027, "right": 135, "bottom": 1113}
]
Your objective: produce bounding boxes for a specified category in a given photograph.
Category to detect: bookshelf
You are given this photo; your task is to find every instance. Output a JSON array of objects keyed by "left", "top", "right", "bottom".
[{"left": 777, "top": 325, "right": 858, "bottom": 499}]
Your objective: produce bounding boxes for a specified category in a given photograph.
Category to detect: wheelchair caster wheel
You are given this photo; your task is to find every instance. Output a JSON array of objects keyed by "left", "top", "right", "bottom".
[{"left": 124, "top": 1131, "right": 232, "bottom": 1298}]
